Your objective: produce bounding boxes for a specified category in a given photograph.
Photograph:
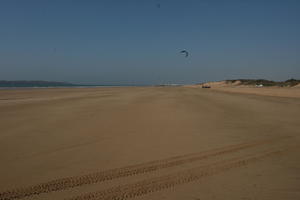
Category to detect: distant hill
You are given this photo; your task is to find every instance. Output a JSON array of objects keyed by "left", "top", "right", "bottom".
[
  {"left": 225, "top": 79, "right": 300, "bottom": 87},
  {"left": 0, "top": 80, "right": 77, "bottom": 87}
]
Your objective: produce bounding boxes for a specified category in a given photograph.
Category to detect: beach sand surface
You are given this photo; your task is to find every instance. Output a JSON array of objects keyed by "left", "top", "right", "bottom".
[{"left": 0, "top": 87, "right": 300, "bottom": 200}]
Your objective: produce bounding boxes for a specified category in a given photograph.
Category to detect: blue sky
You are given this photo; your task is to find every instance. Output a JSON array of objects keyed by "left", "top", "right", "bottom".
[{"left": 0, "top": 0, "right": 299, "bottom": 85}]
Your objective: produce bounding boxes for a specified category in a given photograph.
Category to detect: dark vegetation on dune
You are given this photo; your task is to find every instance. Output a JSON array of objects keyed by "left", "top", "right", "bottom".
[
  {"left": 0, "top": 80, "right": 76, "bottom": 87},
  {"left": 226, "top": 79, "right": 300, "bottom": 87}
]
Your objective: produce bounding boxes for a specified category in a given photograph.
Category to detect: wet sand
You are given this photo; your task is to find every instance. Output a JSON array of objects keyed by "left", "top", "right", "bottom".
[{"left": 0, "top": 87, "right": 300, "bottom": 200}]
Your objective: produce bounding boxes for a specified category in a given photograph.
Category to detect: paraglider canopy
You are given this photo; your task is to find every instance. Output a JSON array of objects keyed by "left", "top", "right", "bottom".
[{"left": 180, "top": 50, "right": 189, "bottom": 57}]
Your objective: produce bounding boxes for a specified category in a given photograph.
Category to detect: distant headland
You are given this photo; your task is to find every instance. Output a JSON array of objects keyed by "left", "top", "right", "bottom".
[
  {"left": 0, "top": 81, "right": 147, "bottom": 88},
  {"left": 0, "top": 80, "right": 77, "bottom": 87}
]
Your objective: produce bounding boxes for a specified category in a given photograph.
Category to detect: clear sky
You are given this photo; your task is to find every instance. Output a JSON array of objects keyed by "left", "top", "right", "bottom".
[{"left": 0, "top": 0, "right": 299, "bottom": 85}]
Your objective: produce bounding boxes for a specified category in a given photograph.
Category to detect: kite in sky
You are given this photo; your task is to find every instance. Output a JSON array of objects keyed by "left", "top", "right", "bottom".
[{"left": 180, "top": 50, "right": 189, "bottom": 57}]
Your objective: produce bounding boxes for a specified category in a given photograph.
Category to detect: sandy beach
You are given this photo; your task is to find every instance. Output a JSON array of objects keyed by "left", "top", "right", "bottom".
[
  {"left": 0, "top": 86, "right": 300, "bottom": 200},
  {"left": 185, "top": 81, "right": 300, "bottom": 98}
]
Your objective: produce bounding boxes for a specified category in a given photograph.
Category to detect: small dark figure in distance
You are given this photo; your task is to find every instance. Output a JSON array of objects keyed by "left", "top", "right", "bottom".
[{"left": 202, "top": 85, "right": 211, "bottom": 88}]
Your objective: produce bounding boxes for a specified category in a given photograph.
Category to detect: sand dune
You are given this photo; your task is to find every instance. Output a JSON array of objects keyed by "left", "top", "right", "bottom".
[{"left": 0, "top": 87, "right": 299, "bottom": 200}]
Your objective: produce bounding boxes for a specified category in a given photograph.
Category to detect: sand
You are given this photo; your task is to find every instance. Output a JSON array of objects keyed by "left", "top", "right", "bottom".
[
  {"left": 186, "top": 81, "right": 300, "bottom": 98},
  {"left": 0, "top": 86, "right": 300, "bottom": 200}
]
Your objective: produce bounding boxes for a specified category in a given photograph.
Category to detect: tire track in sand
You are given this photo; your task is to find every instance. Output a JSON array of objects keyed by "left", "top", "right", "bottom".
[
  {"left": 66, "top": 148, "right": 287, "bottom": 200},
  {"left": 0, "top": 137, "right": 288, "bottom": 200}
]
